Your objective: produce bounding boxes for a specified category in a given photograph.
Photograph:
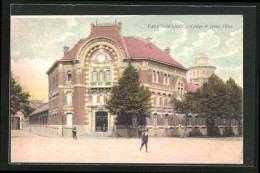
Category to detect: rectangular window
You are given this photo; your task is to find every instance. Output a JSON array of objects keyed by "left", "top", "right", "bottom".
[
  {"left": 186, "top": 118, "right": 191, "bottom": 125},
  {"left": 214, "top": 119, "right": 217, "bottom": 126},
  {"left": 195, "top": 118, "right": 198, "bottom": 125},
  {"left": 93, "top": 95, "right": 97, "bottom": 104},
  {"left": 67, "top": 71, "right": 72, "bottom": 81},
  {"left": 156, "top": 72, "right": 159, "bottom": 83},
  {"left": 152, "top": 71, "right": 155, "bottom": 83},
  {"left": 97, "top": 96, "right": 100, "bottom": 103},
  {"left": 153, "top": 114, "right": 157, "bottom": 127},
  {"left": 201, "top": 118, "right": 205, "bottom": 125},
  {"left": 167, "top": 75, "right": 170, "bottom": 85}
]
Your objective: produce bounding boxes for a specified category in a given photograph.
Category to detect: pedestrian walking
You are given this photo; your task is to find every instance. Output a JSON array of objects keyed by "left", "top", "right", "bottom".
[
  {"left": 138, "top": 126, "right": 142, "bottom": 139},
  {"left": 140, "top": 128, "right": 149, "bottom": 152},
  {"left": 72, "top": 127, "right": 77, "bottom": 140}
]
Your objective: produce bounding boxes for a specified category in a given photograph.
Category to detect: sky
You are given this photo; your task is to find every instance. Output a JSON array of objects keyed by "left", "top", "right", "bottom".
[{"left": 11, "top": 15, "right": 243, "bottom": 102}]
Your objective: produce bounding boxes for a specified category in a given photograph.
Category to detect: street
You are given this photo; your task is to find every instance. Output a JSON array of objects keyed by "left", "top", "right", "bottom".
[{"left": 11, "top": 130, "right": 243, "bottom": 164}]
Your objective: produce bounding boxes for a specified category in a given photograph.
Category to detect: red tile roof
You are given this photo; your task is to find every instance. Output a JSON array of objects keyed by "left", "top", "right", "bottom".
[
  {"left": 60, "top": 25, "right": 128, "bottom": 60},
  {"left": 87, "top": 26, "right": 129, "bottom": 57},
  {"left": 123, "top": 37, "right": 185, "bottom": 69},
  {"left": 59, "top": 24, "right": 185, "bottom": 70},
  {"left": 29, "top": 103, "right": 48, "bottom": 116},
  {"left": 187, "top": 82, "right": 201, "bottom": 92},
  {"left": 61, "top": 39, "right": 86, "bottom": 60}
]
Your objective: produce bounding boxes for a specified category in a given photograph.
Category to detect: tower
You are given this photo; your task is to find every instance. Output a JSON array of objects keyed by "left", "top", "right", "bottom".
[{"left": 188, "top": 53, "right": 216, "bottom": 86}]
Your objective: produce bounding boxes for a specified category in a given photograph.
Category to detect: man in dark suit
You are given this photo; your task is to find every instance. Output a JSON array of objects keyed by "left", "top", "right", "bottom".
[
  {"left": 140, "top": 128, "right": 149, "bottom": 152},
  {"left": 72, "top": 127, "right": 77, "bottom": 140}
]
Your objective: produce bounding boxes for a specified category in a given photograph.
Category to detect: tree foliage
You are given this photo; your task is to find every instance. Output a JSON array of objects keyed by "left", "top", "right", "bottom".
[
  {"left": 171, "top": 91, "right": 197, "bottom": 115},
  {"left": 226, "top": 77, "right": 243, "bottom": 119},
  {"left": 171, "top": 74, "right": 243, "bottom": 120},
  {"left": 106, "top": 63, "right": 152, "bottom": 124},
  {"left": 196, "top": 74, "right": 229, "bottom": 118},
  {"left": 10, "top": 73, "right": 33, "bottom": 117}
]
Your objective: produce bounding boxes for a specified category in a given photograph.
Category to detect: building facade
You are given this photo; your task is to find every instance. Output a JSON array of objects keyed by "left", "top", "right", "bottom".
[
  {"left": 45, "top": 22, "right": 189, "bottom": 136},
  {"left": 188, "top": 53, "right": 216, "bottom": 86}
]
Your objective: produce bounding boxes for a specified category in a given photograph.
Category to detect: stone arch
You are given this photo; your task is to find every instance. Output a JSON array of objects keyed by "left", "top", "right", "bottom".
[{"left": 77, "top": 37, "right": 125, "bottom": 66}]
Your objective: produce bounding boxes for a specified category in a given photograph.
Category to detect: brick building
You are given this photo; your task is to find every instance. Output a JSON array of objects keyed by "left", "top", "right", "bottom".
[
  {"left": 43, "top": 22, "right": 189, "bottom": 136},
  {"left": 27, "top": 22, "right": 241, "bottom": 137}
]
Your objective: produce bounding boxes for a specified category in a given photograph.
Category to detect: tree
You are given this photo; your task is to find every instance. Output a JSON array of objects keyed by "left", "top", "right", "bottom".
[
  {"left": 226, "top": 77, "right": 243, "bottom": 135},
  {"left": 171, "top": 91, "right": 197, "bottom": 115},
  {"left": 171, "top": 91, "right": 198, "bottom": 137},
  {"left": 106, "top": 63, "right": 152, "bottom": 125},
  {"left": 10, "top": 73, "right": 33, "bottom": 117},
  {"left": 195, "top": 74, "right": 229, "bottom": 136}
]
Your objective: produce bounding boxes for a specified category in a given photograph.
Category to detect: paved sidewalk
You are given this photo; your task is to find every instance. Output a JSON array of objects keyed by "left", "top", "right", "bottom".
[{"left": 11, "top": 130, "right": 243, "bottom": 164}]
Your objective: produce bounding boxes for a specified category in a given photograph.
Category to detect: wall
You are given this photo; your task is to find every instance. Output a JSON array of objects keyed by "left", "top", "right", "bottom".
[
  {"left": 115, "top": 125, "right": 241, "bottom": 137},
  {"left": 29, "top": 125, "right": 89, "bottom": 137}
]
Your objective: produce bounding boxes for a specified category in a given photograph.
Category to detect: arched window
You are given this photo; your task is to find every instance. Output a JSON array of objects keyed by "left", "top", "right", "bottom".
[
  {"left": 167, "top": 74, "right": 170, "bottom": 85},
  {"left": 99, "top": 70, "right": 104, "bottom": 82},
  {"left": 92, "top": 70, "right": 97, "bottom": 82},
  {"left": 181, "top": 83, "right": 183, "bottom": 95},
  {"left": 106, "top": 70, "right": 111, "bottom": 82}
]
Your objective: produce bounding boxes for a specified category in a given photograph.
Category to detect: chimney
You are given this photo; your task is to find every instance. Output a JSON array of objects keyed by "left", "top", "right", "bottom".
[
  {"left": 118, "top": 21, "right": 122, "bottom": 32},
  {"left": 164, "top": 47, "right": 170, "bottom": 55},
  {"left": 63, "top": 46, "right": 69, "bottom": 56},
  {"left": 145, "top": 37, "right": 152, "bottom": 44},
  {"left": 91, "top": 23, "right": 95, "bottom": 30}
]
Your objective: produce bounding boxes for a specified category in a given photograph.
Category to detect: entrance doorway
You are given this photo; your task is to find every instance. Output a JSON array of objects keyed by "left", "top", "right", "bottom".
[{"left": 95, "top": 112, "right": 108, "bottom": 132}]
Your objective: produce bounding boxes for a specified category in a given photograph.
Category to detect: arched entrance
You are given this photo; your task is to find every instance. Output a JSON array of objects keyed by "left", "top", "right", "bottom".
[{"left": 95, "top": 111, "right": 108, "bottom": 132}]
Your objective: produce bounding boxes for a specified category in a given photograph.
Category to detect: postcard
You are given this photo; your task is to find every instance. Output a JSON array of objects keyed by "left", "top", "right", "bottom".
[{"left": 10, "top": 14, "right": 244, "bottom": 164}]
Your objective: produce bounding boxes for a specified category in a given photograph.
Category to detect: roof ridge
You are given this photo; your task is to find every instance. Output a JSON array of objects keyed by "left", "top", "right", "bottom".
[
  {"left": 124, "top": 36, "right": 186, "bottom": 69},
  {"left": 115, "top": 27, "right": 129, "bottom": 57}
]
